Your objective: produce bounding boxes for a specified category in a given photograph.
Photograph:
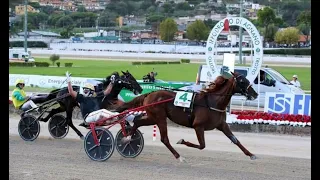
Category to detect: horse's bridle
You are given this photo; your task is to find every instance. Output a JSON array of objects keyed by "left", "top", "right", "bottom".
[{"left": 233, "top": 74, "right": 252, "bottom": 97}]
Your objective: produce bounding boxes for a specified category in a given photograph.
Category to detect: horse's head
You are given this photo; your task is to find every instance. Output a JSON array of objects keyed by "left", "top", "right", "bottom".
[
  {"left": 230, "top": 72, "right": 258, "bottom": 101},
  {"left": 120, "top": 70, "right": 143, "bottom": 95}
]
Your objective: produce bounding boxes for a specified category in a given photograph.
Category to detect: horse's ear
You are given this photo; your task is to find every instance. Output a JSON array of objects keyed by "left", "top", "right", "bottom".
[
  {"left": 121, "top": 71, "right": 126, "bottom": 74},
  {"left": 230, "top": 71, "right": 235, "bottom": 77},
  {"left": 126, "top": 70, "right": 129, "bottom": 73}
]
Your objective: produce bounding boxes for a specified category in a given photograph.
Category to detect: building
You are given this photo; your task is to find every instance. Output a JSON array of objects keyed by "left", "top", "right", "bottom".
[
  {"left": 16, "top": 30, "right": 61, "bottom": 39},
  {"left": 84, "top": 30, "right": 132, "bottom": 42},
  {"left": 123, "top": 16, "right": 146, "bottom": 27},
  {"left": 80, "top": 0, "right": 105, "bottom": 11},
  {"left": 131, "top": 30, "right": 160, "bottom": 40},
  {"left": 15, "top": 5, "right": 39, "bottom": 15},
  {"left": 39, "top": 0, "right": 76, "bottom": 11}
]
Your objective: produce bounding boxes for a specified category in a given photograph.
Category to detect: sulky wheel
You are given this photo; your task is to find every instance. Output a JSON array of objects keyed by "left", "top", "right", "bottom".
[
  {"left": 84, "top": 127, "right": 115, "bottom": 162},
  {"left": 115, "top": 127, "right": 144, "bottom": 158},
  {"left": 48, "top": 114, "right": 69, "bottom": 139},
  {"left": 18, "top": 115, "right": 40, "bottom": 141}
]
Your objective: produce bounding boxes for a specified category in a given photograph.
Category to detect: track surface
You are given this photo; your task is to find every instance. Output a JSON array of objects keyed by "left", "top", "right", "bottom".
[{"left": 9, "top": 116, "right": 310, "bottom": 180}]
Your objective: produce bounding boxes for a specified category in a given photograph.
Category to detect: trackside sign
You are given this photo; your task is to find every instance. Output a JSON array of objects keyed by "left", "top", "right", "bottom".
[{"left": 205, "top": 17, "right": 263, "bottom": 83}]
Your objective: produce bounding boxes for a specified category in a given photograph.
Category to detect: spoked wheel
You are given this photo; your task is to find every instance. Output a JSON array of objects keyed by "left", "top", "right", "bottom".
[
  {"left": 84, "top": 128, "right": 115, "bottom": 162},
  {"left": 18, "top": 115, "right": 40, "bottom": 141},
  {"left": 48, "top": 114, "right": 69, "bottom": 139},
  {"left": 115, "top": 127, "right": 144, "bottom": 158}
]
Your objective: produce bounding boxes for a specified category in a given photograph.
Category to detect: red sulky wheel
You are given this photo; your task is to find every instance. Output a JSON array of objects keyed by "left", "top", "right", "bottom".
[
  {"left": 115, "top": 126, "right": 144, "bottom": 158},
  {"left": 83, "top": 127, "right": 115, "bottom": 162}
]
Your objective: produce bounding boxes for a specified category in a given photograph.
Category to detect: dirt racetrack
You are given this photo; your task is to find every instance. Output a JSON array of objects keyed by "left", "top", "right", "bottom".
[{"left": 9, "top": 116, "right": 311, "bottom": 180}]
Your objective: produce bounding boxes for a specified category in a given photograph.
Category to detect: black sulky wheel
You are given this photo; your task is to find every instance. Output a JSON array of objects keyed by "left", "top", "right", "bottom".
[
  {"left": 48, "top": 114, "right": 69, "bottom": 139},
  {"left": 18, "top": 115, "right": 40, "bottom": 141},
  {"left": 115, "top": 127, "right": 144, "bottom": 158},
  {"left": 84, "top": 127, "right": 115, "bottom": 162}
]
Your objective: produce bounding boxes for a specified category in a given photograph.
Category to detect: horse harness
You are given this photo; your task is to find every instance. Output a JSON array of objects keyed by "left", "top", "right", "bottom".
[
  {"left": 180, "top": 92, "right": 228, "bottom": 128},
  {"left": 180, "top": 77, "right": 239, "bottom": 127}
]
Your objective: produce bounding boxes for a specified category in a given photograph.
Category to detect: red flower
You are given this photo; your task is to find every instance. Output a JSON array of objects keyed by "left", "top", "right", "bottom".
[{"left": 232, "top": 111, "right": 311, "bottom": 123}]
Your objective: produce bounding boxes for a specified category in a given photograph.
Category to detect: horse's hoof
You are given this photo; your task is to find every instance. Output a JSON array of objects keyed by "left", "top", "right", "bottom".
[
  {"left": 176, "top": 139, "right": 185, "bottom": 144},
  {"left": 121, "top": 136, "right": 132, "bottom": 144},
  {"left": 250, "top": 155, "right": 257, "bottom": 160},
  {"left": 178, "top": 156, "right": 186, "bottom": 163}
]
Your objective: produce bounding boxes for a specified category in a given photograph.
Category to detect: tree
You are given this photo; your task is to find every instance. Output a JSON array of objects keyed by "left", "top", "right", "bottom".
[
  {"left": 159, "top": 18, "right": 178, "bottom": 42},
  {"left": 203, "top": 19, "right": 218, "bottom": 29},
  {"left": 261, "top": 24, "right": 278, "bottom": 42},
  {"left": 77, "top": 5, "right": 87, "bottom": 12},
  {"left": 186, "top": 20, "right": 209, "bottom": 42},
  {"left": 257, "top": 7, "right": 276, "bottom": 42},
  {"left": 297, "top": 10, "right": 311, "bottom": 44},
  {"left": 98, "top": 12, "right": 117, "bottom": 27},
  {"left": 55, "top": 16, "right": 74, "bottom": 28},
  {"left": 60, "top": 25, "right": 74, "bottom": 38},
  {"left": 49, "top": 54, "right": 60, "bottom": 66},
  {"left": 274, "top": 27, "right": 300, "bottom": 46},
  {"left": 274, "top": 30, "right": 284, "bottom": 44},
  {"left": 162, "top": 2, "right": 174, "bottom": 14}
]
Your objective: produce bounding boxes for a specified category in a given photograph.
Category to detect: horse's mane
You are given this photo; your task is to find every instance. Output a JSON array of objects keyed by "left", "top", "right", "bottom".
[{"left": 199, "top": 75, "right": 229, "bottom": 95}]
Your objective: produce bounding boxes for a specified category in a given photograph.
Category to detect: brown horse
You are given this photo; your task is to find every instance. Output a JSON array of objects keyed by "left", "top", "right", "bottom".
[{"left": 115, "top": 72, "right": 259, "bottom": 162}]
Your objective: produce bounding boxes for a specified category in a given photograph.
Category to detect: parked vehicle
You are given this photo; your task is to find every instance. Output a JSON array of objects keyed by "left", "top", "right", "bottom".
[
  {"left": 192, "top": 65, "right": 305, "bottom": 107},
  {"left": 9, "top": 49, "right": 35, "bottom": 62}
]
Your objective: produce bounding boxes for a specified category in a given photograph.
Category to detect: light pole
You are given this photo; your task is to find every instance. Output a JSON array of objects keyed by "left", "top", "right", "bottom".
[
  {"left": 24, "top": 0, "right": 28, "bottom": 53},
  {"left": 239, "top": 0, "right": 243, "bottom": 64}
]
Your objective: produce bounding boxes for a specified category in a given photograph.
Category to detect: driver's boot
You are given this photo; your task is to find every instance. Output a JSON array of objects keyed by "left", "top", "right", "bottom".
[{"left": 79, "top": 121, "right": 89, "bottom": 128}]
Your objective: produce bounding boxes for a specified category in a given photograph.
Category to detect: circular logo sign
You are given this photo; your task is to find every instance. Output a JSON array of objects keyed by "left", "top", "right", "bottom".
[
  {"left": 205, "top": 17, "right": 263, "bottom": 83},
  {"left": 39, "top": 79, "right": 46, "bottom": 86}
]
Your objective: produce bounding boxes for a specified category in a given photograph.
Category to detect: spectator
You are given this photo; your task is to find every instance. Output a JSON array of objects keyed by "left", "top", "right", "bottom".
[{"left": 290, "top": 75, "right": 301, "bottom": 88}]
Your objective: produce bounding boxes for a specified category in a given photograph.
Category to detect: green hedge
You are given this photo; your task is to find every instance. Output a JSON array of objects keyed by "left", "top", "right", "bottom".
[
  {"left": 132, "top": 61, "right": 181, "bottom": 65},
  {"left": 180, "top": 59, "right": 190, "bottom": 63},
  {"left": 9, "top": 62, "right": 34, "bottom": 67},
  {"left": 65, "top": 63, "right": 73, "bottom": 67},
  {"left": 240, "top": 48, "right": 311, "bottom": 56},
  {"left": 9, "top": 41, "right": 48, "bottom": 48},
  {"left": 9, "top": 62, "right": 51, "bottom": 67},
  {"left": 35, "top": 62, "right": 50, "bottom": 67}
]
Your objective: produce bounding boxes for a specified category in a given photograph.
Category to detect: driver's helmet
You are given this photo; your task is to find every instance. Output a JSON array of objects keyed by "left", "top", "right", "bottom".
[
  {"left": 15, "top": 79, "right": 25, "bottom": 88},
  {"left": 82, "top": 83, "right": 95, "bottom": 97}
]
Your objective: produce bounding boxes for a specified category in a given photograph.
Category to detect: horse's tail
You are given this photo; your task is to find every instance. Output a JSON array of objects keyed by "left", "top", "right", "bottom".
[{"left": 115, "top": 93, "right": 150, "bottom": 112}]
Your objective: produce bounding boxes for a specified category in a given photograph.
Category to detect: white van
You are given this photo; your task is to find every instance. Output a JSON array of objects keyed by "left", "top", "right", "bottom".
[
  {"left": 193, "top": 65, "right": 305, "bottom": 107},
  {"left": 9, "top": 49, "right": 35, "bottom": 62}
]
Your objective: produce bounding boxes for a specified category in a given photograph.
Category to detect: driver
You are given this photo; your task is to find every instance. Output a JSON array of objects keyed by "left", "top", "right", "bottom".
[
  {"left": 65, "top": 71, "right": 138, "bottom": 128},
  {"left": 11, "top": 79, "right": 40, "bottom": 112}
]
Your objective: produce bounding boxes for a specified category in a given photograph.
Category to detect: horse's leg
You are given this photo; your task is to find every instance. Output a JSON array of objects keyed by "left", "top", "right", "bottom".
[
  {"left": 176, "top": 125, "right": 205, "bottom": 150},
  {"left": 66, "top": 107, "right": 84, "bottom": 139},
  {"left": 217, "top": 121, "right": 257, "bottom": 160},
  {"left": 121, "top": 117, "right": 155, "bottom": 143},
  {"left": 157, "top": 119, "right": 185, "bottom": 162},
  {"left": 40, "top": 107, "right": 64, "bottom": 122}
]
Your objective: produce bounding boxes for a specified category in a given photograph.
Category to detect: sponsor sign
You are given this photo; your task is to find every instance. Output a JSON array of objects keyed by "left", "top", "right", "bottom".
[
  {"left": 206, "top": 17, "right": 263, "bottom": 83},
  {"left": 264, "top": 92, "right": 311, "bottom": 116},
  {"left": 9, "top": 74, "right": 192, "bottom": 102}
]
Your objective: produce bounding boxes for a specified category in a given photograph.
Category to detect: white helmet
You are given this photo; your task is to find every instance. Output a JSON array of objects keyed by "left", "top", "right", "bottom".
[{"left": 82, "top": 83, "right": 95, "bottom": 97}]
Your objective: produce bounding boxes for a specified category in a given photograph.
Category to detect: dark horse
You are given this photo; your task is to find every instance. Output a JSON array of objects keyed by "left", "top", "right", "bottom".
[
  {"left": 31, "top": 70, "right": 143, "bottom": 139},
  {"left": 115, "top": 72, "right": 258, "bottom": 162}
]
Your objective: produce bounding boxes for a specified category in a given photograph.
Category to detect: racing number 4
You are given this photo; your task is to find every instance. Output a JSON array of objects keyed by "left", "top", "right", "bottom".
[{"left": 179, "top": 92, "right": 188, "bottom": 102}]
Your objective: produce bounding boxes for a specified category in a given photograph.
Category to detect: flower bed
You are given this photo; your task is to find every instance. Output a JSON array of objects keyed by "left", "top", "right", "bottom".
[{"left": 229, "top": 111, "right": 311, "bottom": 127}]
